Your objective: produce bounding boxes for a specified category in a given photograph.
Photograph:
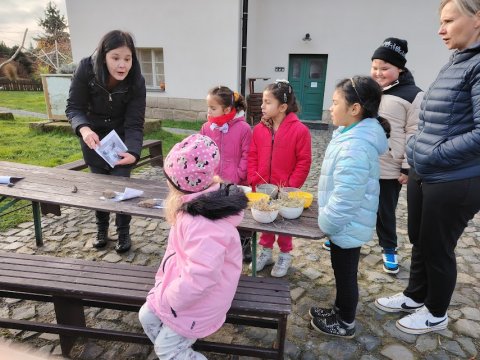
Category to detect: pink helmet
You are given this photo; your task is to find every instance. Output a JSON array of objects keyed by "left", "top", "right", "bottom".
[{"left": 164, "top": 134, "right": 220, "bottom": 193}]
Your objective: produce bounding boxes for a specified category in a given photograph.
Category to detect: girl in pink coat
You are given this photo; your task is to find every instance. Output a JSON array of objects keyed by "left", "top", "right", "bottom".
[
  {"left": 200, "top": 86, "right": 254, "bottom": 263},
  {"left": 139, "top": 134, "right": 248, "bottom": 359}
]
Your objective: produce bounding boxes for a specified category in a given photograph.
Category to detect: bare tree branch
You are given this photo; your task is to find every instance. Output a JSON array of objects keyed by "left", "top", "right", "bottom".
[{"left": 0, "top": 29, "right": 28, "bottom": 71}]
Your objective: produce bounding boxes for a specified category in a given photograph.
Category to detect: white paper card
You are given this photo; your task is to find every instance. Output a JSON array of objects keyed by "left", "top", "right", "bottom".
[
  {"left": 112, "top": 187, "right": 144, "bottom": 202},
  {"left": 0, "top": 176, "right": 24, "bottom": 185},
  {"left": 311, "top": 82, "right": 318, "bottom": 88},
  {"left": 95, "top": 130, "right": 128, "bottom": 168}
]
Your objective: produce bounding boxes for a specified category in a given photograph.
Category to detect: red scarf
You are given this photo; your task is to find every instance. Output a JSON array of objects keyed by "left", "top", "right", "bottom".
[{"left": 208, "top": 108, "right": 237, "bottom": 127}]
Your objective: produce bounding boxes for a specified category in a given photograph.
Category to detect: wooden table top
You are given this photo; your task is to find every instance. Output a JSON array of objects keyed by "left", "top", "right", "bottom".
[{"left": 0, "top": 161, "right": 324, "bottom": 240}]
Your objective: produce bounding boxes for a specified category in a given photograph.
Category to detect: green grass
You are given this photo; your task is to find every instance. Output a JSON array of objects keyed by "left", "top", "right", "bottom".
[
  {"left": 0, "top": 91, "right": 199, "bottom": 231},
  {"left": 161, "top": 119, "right": 204, "bottom": 131},
  {"left": 0, "top": 91, "right": 47, "bottom": 114}
]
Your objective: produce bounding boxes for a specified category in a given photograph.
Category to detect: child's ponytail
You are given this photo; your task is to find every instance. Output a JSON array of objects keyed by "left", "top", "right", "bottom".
[{"left": 377, "top": 116, "right": 391, "bottom": 139}]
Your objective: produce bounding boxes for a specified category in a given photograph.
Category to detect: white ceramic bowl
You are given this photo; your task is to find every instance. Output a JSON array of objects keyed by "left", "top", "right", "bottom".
[
  {"left": 237, "top": 185, "right": 252, "bottom": 194},
  {"left": 279, "top": 205, "right": 303, "bottom": 220},
  {"left": 251, "top": 208, "right": 279, "bottom": 223},
  {"left": 256, "top": 184, "right": 279, "bottom": 199}
]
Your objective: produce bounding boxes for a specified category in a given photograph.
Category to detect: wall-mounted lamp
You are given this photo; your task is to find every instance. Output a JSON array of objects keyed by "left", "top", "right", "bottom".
[{"left": 302, "top": 33, "right": 311, "bottom": 41}]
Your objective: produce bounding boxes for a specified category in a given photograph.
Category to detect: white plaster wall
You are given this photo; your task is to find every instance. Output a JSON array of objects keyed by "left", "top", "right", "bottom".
[
  {"left": 246, "top": 0, "right": 450, "bottom": 111},
  {"left": 66, "top": 0, "right": 242, "bottom": 100}
]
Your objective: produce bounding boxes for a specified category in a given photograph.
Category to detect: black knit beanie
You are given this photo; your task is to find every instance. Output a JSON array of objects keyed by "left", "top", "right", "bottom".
[{"left": 371, "top": 37, "right": 408, "bottom": 69}]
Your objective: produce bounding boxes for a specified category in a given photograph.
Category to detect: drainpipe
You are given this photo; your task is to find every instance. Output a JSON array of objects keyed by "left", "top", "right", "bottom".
[{"left": 240, "top": 0, "right": 248, "bottom": 95}]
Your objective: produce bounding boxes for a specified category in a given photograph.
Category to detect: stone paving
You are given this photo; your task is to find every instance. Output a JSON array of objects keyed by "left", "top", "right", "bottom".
[{"left": 1, "top": 128, "right": 479, "bottom": 360}]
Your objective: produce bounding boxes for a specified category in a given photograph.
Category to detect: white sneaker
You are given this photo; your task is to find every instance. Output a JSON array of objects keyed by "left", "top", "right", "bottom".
[
  {"left": 271, "top": 252, "right": 292, "bottom": 277},
  {"left": 396, "top": 306, "right": 448, "bottom": 334},
  {"left": 375, "top": 292, "right": 424, "bottom": 313},
  {"left": 250, "top": 248, "right": 274, "bottom": 271}
]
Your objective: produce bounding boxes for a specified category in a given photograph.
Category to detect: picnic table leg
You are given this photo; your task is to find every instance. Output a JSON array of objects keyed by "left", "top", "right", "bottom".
[
  {"left": 53, "top": 297, "right": 86, "bottom": 356},
  {"left": 251, "top": 232, "right": 257, "bottom": 277},
  {"left": 276, "top": 315, "right": 288, "bottom": 359},
  {"left": 31, "top": 201, "right": 43, "bottom": 247}
]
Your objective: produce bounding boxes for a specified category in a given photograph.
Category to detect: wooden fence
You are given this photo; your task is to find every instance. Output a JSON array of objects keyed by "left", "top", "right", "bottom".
[{"left": 0, "top": 79, "right": 43, "bottom": 91}]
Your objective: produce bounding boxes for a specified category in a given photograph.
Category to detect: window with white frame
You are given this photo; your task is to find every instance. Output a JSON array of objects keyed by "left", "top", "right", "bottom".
[{"left": 137, "top": 48, "right": 165, "bottom": 91}]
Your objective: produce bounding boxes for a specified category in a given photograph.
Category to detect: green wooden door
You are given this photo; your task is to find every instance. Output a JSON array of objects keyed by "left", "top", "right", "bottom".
[{"left": 288, "top": 54, "right": 328, "bottom": 120}]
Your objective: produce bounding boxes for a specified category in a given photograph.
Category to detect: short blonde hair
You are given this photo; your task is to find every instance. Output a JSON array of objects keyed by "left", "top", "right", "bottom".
[{"left": 440, "top": 0, "right": 480, "bottom": 16}]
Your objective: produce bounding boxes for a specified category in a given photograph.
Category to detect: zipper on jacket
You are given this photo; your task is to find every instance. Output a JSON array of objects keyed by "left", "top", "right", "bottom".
[
  {"left": 170, "top": 307, "right": 177, "bottom": 318},
  {"left": 94, "top": 82, "right": 128, "bottom": 102},
  {"left": 268, "top": 130, "right": 275, "bottom": 182},
  {"left": 162, "top": 252, "right": 176, "bottom": 273}
]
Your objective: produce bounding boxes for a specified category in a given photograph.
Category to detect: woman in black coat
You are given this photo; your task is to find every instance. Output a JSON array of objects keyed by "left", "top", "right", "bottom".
[{"left": 66, "top": 30, "right": 146, "bottom": 253}]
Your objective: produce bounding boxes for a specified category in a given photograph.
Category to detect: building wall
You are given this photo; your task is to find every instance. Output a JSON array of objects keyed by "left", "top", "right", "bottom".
[
  {"left": 246, "top": 0, "right": 450, "bottom": 118},
  {"left": 67, "top": 0, "right": 450, "bottom": 121},
  {"left": 66, "top": 0, "right": 242, "bottom": 120}
]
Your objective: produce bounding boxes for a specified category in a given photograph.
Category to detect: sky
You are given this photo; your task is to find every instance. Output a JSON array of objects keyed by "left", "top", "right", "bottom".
[{"left": 0, "top": 0, "right": 67, "bottom": 48}]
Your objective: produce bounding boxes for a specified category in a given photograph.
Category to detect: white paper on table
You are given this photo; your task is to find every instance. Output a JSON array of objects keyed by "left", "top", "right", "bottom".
[
  {"left": 94, "top": 130, "right": 128, "bottom": 168},
  {"left": 0, "top": 176, "right": 24, "bottom": 185},
  {"left": 112, "top": 187, "right": 144, "bottom": 202}
]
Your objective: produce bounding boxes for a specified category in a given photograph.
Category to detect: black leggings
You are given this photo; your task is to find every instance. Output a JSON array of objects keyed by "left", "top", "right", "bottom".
[
  {"left": 404, "top": 171, "right": 480, "bottom": 316},
  {"left": 330, "top": 242, "right": 361, "bottom": 323},
  {"left": 89, "top": 164, "right": 132, "bottom": 233}
]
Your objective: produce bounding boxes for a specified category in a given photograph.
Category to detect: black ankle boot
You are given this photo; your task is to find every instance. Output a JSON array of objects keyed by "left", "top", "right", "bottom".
[
  {"left": 241, "top": 236, "right": 252, "bottom": 263},
  {"left": 93, "top": 229, "right": 109, "bottom": 248},
  {"left": 115, "top": 233, "right": 131, "bottom": 253}
]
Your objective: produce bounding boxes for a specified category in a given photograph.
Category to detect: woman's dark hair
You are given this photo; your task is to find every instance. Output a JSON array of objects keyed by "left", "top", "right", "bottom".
[
  {"left": 336, "top": 76, "right": 390, "bottom": 137},
  {"left": 208, "top": 86, "right": 247, "bottom": 112},
  {"left": 93, "top": 30, "right": 141, "bottom": 87},
  {"left": 264, "top": 81, "right": 299, "bottom": 114}
]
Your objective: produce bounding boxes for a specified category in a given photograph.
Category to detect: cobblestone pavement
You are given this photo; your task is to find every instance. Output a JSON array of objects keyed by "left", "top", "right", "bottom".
[{"left": 1, "top": 128, "right": 479, "bottom": 360}]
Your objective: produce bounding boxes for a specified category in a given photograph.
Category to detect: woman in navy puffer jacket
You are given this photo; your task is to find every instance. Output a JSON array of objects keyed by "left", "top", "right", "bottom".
[{"left": 375, "top": 0, "right": 480, "bottom": 336}]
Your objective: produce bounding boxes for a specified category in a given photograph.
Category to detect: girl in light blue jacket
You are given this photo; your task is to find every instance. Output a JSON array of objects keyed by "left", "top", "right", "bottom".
[{"left": 309, "top": 76, "right": 389, "bottom": 338}]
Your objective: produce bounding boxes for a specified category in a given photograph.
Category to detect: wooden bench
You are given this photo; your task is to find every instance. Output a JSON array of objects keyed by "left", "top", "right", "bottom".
[
  {"left": 0, "top": 252, "right": 291, "bottom": 359},
  {"left": 41, "top": 139, "right": 163, "bottom": 216}
]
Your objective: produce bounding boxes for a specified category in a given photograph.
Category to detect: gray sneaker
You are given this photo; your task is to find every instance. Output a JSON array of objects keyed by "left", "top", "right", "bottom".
[
  {"left": 271, "top": 252, "right": 292, "bottom": 277},
  {"left": 250, "top": 248, "right": 274, "bottom": 271},
  {"left": 311, "top": 313, "right": 355, "bottom": 338},
  {"left": 309, "top": 305, "right": 340, "bottom": 319}
]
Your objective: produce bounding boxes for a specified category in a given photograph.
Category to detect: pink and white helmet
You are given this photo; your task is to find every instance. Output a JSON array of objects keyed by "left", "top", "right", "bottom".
[{"left": 164, "top": 134, "right": 219, "bottom": 193}]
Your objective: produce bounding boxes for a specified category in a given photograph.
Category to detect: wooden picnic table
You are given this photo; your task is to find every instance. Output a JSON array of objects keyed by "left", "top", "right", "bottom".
[{"left": 0, "top": 161, "right": 325, "bottom": 274}]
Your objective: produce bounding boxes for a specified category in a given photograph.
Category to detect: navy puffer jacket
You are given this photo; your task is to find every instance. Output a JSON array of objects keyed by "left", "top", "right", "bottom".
[{"left": 406, "top": 42, "right": 480, "bottom": 183}]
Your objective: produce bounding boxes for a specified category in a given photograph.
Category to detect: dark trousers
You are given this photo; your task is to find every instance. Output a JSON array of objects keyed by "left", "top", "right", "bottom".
[
  {"left": 404, "top": 171, "right": 480, "bottom": 316},
  {"left": 376, "top": 179, "right": 402, "bottom": 249},
  {"left": 330, "top": 242, "right": 361, "bottom": 323},
  {"left": 89, "top": 164, "right": 132, "bottom": 234}
]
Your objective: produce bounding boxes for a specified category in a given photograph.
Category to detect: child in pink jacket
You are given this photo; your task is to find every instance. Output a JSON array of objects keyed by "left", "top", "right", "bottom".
[
  {"left": 139, "top": 134, "right": 248, "bottom": 359},
  {"left": 200, "top": 86, "right": 254, "bottom": 262}
]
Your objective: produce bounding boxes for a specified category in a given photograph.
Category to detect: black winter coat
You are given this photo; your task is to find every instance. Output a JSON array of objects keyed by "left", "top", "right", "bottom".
[{"left": 66, "top": 56, "right": 146, "bottom": 169}]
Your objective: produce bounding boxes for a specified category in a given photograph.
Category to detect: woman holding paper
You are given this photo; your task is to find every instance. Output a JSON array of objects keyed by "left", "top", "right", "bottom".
[{"left": 66, "top": 30, "right": 146, "bottom": 253}]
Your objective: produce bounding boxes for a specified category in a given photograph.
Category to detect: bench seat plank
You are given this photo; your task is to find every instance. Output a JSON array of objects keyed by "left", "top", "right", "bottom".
[{"left": 0, "top": 251, "right": 290, "bottom": 358}]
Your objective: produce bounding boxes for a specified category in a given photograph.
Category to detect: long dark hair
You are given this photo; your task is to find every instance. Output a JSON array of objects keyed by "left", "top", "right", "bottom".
[
  {"left": 336, "top": 76, "right": 391, "bottom": 137},
  {"left": 264, "top": 81, "right": 299, "bottom": 114},
  {"left": 93, "top": 30, "right": 141, "bottom": 87}
]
